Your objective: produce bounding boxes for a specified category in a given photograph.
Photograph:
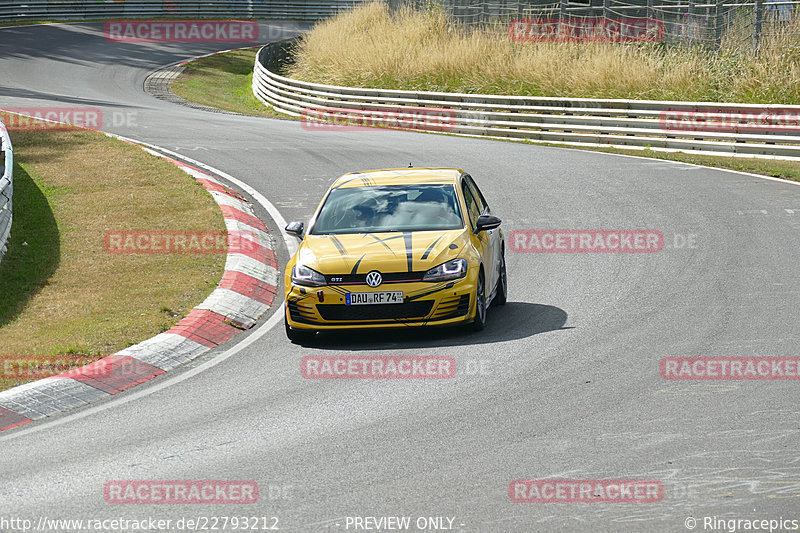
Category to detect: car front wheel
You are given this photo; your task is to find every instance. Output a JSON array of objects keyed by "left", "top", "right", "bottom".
[{"left": 471, "top": 271, "right": 487, "bottom": 332}]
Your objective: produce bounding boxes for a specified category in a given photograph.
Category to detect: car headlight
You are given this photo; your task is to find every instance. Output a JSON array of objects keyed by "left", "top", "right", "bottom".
[
  {"left": 422, "top": 258, "right": 468, "bottom": 282},
  {"left": 292, "top": 264, "right": 327, "bottom": 287}
]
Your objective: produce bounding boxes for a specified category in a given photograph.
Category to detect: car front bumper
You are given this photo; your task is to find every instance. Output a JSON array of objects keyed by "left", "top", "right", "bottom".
[{"left": 284, "top": 278, "right": 477, "bottom": 331}]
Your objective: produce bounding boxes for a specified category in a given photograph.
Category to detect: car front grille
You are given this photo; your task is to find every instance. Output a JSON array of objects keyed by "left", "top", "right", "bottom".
[
  {"left": 324, "top": 271, "right": 427, "bottom": 285},
  {"left": 316, "top": 301, "right": 434, "bottom": 321}
]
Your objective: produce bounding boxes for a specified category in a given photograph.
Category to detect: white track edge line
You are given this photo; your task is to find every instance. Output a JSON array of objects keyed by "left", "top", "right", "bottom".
[{"left": 529, "top": 142, "right": 800, "bottom": 187}]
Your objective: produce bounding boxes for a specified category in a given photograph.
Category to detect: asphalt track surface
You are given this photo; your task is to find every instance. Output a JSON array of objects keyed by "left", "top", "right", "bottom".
[{"left": 1, "top": 21, "right": 799, "bottom": 533}]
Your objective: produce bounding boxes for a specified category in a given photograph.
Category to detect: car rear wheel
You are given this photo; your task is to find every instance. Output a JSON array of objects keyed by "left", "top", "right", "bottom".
[{"left": 471, "top": 271, "right": 487, "bottom": 332}]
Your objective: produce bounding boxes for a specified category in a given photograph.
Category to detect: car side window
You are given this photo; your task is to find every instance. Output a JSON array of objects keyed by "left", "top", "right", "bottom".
[
  {"left": 463, "top": 174, "right": 488, "bottom": 214},
  {"left": 461, "top": 179, "right": 481, "bottom": 227}
]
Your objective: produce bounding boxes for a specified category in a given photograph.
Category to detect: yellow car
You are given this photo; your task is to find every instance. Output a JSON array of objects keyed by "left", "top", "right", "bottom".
[{"left": 283, "top": 168, "right": 506, "bottom": 342}]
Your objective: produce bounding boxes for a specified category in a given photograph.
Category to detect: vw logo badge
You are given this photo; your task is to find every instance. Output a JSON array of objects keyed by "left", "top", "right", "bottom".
[{"left": 366, "top": 271, "right": 383, "bottom": 288}]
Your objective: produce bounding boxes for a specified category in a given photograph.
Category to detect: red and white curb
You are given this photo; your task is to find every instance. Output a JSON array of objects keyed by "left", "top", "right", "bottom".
[{"left": 0, "top": 149, "right": 278, "bottom": 432}]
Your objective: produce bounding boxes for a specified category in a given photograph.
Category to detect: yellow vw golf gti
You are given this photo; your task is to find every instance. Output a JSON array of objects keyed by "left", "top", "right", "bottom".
[{"left": 283, "top": 168, "right": 506, "bottom": 342}]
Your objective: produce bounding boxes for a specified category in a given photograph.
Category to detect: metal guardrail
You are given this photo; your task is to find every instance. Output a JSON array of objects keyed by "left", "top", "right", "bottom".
[
  {"left": 0, "top": 119, "right": 13, "bottom": 265},
  {"left": 253, "top": 39, "right": 800, "bottom": 159},
  {"left": 0, "top": 0, "right": 364, "bottom": 23}
]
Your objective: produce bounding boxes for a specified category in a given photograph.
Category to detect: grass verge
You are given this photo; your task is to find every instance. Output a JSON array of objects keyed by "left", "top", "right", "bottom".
[
  {"left": 523, "top": 142, "right": 800, "bottom": 182},
  {"left": 0, "top": 116, "right": 226, "bottom": 392},
  {"left": 170, "top": 48, "right": 284, "bottom": 118}
]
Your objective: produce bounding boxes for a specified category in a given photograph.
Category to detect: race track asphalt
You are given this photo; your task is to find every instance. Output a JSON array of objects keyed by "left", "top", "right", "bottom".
[{"left": 1, "top": 21, "right": 799, "bottom": 532}]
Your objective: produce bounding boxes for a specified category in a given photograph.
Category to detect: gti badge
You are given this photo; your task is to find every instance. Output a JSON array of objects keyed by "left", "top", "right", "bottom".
[{"left": 366, "top": 271, "right": 383, "bottom": 288}]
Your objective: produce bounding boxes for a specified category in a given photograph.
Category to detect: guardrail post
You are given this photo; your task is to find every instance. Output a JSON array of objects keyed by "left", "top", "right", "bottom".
[
  {"left": 687, "top": 0, "right": 696, "bottom": 45},
  {"left": 754, "top": 0, "right": 764, "bottom": 48},
  {"left": 646, "top": 0, "right": 654, "bottom": 20},
  {"left": 560, "top": 0, "right": 568, "bottom": 19},
  {"left": 602, "top": 0, "right": 609, "bottom": 20}
]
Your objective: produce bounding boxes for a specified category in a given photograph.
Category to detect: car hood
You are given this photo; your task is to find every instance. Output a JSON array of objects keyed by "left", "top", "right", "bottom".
[{"left": 296, "top": 229, "right": 469, "bottom": 275}]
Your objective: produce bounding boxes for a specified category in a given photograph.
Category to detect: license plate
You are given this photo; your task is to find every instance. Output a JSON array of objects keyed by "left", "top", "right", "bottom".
[{"left": 346, "top": 291, "right": 404, "bottom": 305}]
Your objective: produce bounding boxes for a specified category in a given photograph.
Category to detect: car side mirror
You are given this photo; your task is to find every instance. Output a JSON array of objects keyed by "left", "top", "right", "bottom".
[
  {"left": 474, "top": 214, "right": 501, "bottom": 234},
  {"left": 285, "top": 221, "right": 304, "bottom": 238}
]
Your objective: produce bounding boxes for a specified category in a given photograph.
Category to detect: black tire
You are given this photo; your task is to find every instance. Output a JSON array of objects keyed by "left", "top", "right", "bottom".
[
  {"left": 285, "top": 313, "right": 315, "bottom": 344},
  {"left": 471, "top": 270, "right": 487, "bottom": 332},
  {"left": 492, "top": 249, "right": 507, "bottom": 307}
]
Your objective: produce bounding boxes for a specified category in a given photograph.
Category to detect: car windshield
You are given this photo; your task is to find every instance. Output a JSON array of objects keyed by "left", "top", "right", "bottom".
[{"left": 311, "top": 184, "right": 464, "bottom": 234}]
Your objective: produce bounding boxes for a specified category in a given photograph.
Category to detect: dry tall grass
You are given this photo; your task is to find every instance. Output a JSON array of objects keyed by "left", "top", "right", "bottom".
[{"left": 288, "top": 1, "right": 800, "bottom": 103}]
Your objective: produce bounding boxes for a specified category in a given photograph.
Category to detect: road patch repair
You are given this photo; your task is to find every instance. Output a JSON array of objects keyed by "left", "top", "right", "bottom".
[{"left": 0, "top": 149, "right": 278, "bottom": 432}]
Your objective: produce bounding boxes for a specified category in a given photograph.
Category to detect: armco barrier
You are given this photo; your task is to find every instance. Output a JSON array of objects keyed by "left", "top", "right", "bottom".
[
  {"left": 253, "top": 39, "right": 800, "bottom": 160},
  {"left": 0, "top": 119, "right": 12, "bottom": 265},
  {"left": 0, "top": 0, "right": 364, "bottom": 23}
]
